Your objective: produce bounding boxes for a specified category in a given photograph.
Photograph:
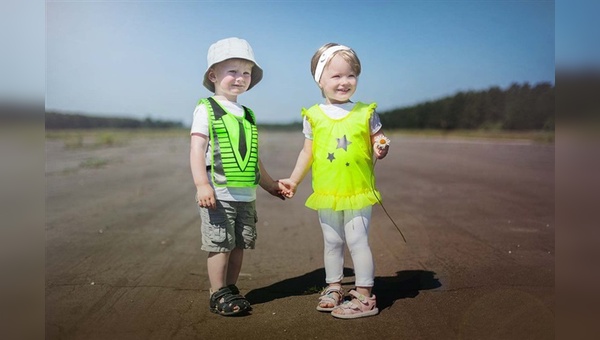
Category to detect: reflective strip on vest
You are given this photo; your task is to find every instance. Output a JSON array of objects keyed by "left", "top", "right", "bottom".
[{"left": 201, "top": 97, "right": 260, "bottom": 187}]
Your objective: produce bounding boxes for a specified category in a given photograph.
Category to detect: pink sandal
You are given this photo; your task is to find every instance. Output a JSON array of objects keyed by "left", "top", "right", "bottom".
[
  {"left": 316, "top": 285, "right": 344, "bottom": 312},
  {"left": 331, "top": 289, "right": 379, "bottom": 319}
]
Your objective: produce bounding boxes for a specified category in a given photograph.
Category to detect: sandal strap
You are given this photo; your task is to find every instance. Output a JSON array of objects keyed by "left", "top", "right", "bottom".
[
  {"left": 347, "top": 290, "right": 371, "bottom": 306},
  {"left": 211, "top": 286, "right": 233, "bottom": 300},
  {"left": 334, "top": 291, "right": 376, "bottom": 314},
  {"left": 321, "top": 286, "right": 344, "bottom": 296},
  {"left": 319, "top": 286, "right": 343, "bottom": 302},
  {"left": 210, "top": 286, "right": 250, "bottom": 315},
  {"left": 211, "top": 286, "right": 247, "bottom": 303},
  {"left": 318, "top": 295, "right": 338, "bottom": 303},
  {"left": 221, "top": 293, "right": 246, "bottom": 303},
  {"left": 340, "top": 300, "right": 361, "bottom": 311},
  {"left": 226, "top": 284, "right": 241, "bottom": 295}
]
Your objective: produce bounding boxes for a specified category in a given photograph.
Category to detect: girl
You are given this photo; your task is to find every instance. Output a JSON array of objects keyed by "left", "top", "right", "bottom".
[{"left": 280, "top": 43, "right": 390, "bottom": 319}]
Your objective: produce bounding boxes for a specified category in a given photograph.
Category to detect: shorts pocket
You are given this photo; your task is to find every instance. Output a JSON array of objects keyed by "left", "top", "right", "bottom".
[
  {"left": 201, "top": 208, "right": 228, "bottom": 244},
  {"left": 208, "top": 223, "right": 227, "bottom": 243}
]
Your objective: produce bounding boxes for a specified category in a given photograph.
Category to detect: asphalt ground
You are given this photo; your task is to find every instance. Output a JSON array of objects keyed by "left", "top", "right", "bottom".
[{"left": 45, "top": 131, "right": 555, "bottom": 339}]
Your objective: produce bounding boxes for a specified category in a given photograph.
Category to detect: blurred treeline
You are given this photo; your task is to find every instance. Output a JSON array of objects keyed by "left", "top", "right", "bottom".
[
  {"left": 379, "top": 82, "right": 554, "bottom": 131},
  {"left": 45, "top": 111, "right": 183, "bottom": 129},
  {"left": 27, "top": 71, "right": 600, "bottom": 132}
]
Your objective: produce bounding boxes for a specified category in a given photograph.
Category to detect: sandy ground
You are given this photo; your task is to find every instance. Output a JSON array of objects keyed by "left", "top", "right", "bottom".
[{"left": 45, "top": 131, "right": 554, "bottom": 339}]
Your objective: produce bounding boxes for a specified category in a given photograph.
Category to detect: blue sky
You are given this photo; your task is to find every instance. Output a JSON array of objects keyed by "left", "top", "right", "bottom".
[
  {"left": 43, "top": 1, "right": 561, "bottom": 125},
  {"left": 25, "top": 0, "right": 580, "bottom": 126}
]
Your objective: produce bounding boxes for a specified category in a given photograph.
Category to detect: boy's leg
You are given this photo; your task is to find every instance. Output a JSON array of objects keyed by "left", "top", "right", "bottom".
[
  {"left": 207, "top": 250, "right": 249, "bottom": 315},
  {"left": 200, "top": 201, "right": 250, "bottom": 315},
  {"left": 200, "top": 200, "right": 240, "bottom": 290},
  {"left": 228, "top": 200, "right": 256, "bottom": 286},
  {"left": 207, "top": 251, "right": 230, "bottom": 292},
  {"left": 226, "top": 246, "right": 244, "bottom": 286}
]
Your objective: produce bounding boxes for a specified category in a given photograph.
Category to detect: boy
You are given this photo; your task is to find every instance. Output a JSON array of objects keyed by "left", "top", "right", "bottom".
[{"left": 190, "top": 37, "right": 286, "bottom": 316}]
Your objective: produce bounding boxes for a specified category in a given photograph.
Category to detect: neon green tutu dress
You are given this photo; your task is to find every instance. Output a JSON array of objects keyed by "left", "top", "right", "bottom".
[{"left": 303, "top": 102, "right": 382, "bottom": 211}]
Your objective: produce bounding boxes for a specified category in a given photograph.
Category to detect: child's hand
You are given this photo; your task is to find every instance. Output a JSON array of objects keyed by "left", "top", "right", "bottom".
[
  {"left": 373, "top": 134, "right": 390, "bottom": 160},
  {"left": 276, "top": 181, "right": 293, "bottom": 199},
  {"left": 196, "top": 183, "right": 217, "bottom": 210},
  {"left": 278, "top": 179, "right": 297, "bottom": 198},
  {"left": 264, "top": 180, "right": 287, "bottom": 200},
  {"left": 374, "top": 144, "right": 389, "bottom": 159}
]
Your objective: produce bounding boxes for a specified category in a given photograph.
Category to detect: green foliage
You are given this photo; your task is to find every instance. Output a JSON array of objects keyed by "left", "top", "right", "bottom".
[
  {"left": 303, "top": 285, "right": 325, "bottom": 295},
  {"left": 258, "top": 122, "right": 303, "bottom": 131},
  {"left": 97, "top": 132, "right": 116, "bottom": 146},
  {"left": 380, "top": 82, "right": 555, "bottom": 131},
  {"left": 63, "top": 134, "right": 84, "bottom": 149},
  {"left": 79, "top": 158, "right": 109, "bottom": 169},
  {"left": 388, "top": 129, "right": 553, "bottom": 144},
  {"left": 45, "top": 112, "right": 183, "bottom": 130}
]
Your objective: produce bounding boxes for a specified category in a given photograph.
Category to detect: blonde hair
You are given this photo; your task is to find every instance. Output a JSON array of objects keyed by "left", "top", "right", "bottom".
[{"left": 310, "top": 43, "right": 362, "bottom": 81}]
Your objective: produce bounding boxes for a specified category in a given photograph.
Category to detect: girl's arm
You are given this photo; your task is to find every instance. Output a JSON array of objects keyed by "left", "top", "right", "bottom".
[
  {"left": 372, "top": 131, "right": 390, "bottom": 160},
  {"left": 190, "top": 133, "right": 216, "bottom": 209},
  {"left": 279, "top": 138, "right": 313, "bottom": 197},
  {"left": 258, "top": 158, "right": 287, "bottom": 200}
]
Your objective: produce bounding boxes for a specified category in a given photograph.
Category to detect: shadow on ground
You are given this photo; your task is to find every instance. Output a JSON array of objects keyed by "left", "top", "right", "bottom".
[
  {"left": 373, "top": 270, "right": 441, "bottom": 310},
  {"left": 246, "top": 268, "right": 441, "bottom": 309}
]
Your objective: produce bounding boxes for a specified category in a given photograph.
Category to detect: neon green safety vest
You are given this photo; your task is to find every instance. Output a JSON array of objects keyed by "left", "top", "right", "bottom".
[
  {"left": 200, "top": 97, "right": 260, "bottom": 187},
  {"left": 303, "top": 102, "right": 381, "bottom": 211}
]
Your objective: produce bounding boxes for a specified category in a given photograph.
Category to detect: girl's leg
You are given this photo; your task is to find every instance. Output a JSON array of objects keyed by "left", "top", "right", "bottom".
[
  {"left": 330, "top": 206, "right": 378, "bottom": 318},
  {"left": 343, "top": 206, "right": 374, "bottom": 297},
  {"left": 318, "top": 209, "right": 346, "bottom": 284},
  {"left": 317, "top": 209, "right": 346, "bottom": 309}
]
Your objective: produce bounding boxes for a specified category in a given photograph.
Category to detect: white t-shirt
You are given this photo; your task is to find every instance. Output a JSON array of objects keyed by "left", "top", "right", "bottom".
[
  {"left": 302, "top": 102, "right": 383, "bottom": 139},
  {"left": 190, "top": 98, "right": 256, "bottom": 202}
]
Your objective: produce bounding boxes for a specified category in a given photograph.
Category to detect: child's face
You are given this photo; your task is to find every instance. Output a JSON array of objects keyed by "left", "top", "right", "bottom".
[
  {"left": 318, "top": 54, "right": 357, "bottom": 104},
  {"left": 209, "top": 58, "right": 254, "bottom": 100}
]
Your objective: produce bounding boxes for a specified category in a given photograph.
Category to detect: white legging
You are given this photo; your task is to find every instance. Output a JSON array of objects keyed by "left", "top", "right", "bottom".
[{"left": 318, "top": 206, "right": 374, "bottom": 287}]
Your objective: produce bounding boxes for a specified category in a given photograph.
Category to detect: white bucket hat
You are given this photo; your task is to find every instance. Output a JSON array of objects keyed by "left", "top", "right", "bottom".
[{"left": 203, "top": 37, "right": 263, "bottom": 92}]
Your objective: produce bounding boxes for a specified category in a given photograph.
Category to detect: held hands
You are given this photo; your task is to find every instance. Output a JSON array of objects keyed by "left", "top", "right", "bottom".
[
  {"left": 264, "top": 180, "right": 292, "bottom": 200},
  {"left": 277, "top": 179, "right": 297, "bottom": 199},
  {"left": 198, "top": 180, "right": 292, "bottom": 206}
]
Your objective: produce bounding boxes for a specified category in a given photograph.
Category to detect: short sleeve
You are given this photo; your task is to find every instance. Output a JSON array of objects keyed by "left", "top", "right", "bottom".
[
  {"left": 190, "top": 103, "right": 209, "bottom": 136},
  {"left": 370, "top": 110, "right": 383, "bottom": 135},
  {"left": 302, "top": 115, "right": 313, "bottom": 140}
]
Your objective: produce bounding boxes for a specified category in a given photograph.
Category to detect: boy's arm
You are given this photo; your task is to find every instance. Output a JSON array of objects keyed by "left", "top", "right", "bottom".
[
  {"left": 258, "top": 159, "right": 286, "bottom": 200},
  {"left": 279, "top": 138, "right": 313, "bottom": 197},
  {"left": 190, "top": 133, "right": 216, "bottom": 209}
]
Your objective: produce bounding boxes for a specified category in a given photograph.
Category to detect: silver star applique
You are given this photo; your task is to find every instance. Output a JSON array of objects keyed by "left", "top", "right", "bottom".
[
  {"left": 336, "top": 135, "right": 352, "bottom": 151},
  {"left": 327, "top": 153, "right": 335, "bottom": 162}
]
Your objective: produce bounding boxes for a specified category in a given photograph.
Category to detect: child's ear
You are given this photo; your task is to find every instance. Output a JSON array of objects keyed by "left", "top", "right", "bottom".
[{"left": 208, "top": 69, "right": 216, "bottom": 82}]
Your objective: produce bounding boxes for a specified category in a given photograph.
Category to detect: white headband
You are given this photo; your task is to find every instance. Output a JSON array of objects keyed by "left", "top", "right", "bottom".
[{"left": 314, "top": 45, "right": 351, "bottom": 83}]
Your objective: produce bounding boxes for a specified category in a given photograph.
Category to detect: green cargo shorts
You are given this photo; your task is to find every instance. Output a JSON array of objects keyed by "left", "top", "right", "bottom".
[{"left": 198, "top": 200, "right": 258, "bottom": 252}]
